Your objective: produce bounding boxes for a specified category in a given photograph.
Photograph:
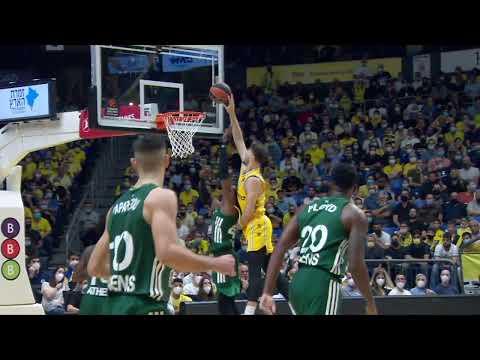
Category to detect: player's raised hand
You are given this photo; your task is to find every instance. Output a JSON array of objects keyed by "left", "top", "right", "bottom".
[
  {"left": 259, "top": 294, "right": 276, "bottom": 315},
  {"left": 224, "top": 94, "right": 236, "bottom": 115},
  {"left": 213, "top": 254, "right": 236, "bottom": 277}
]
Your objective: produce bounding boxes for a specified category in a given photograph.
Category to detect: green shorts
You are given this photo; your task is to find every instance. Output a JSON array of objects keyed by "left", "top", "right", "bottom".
[
  {"left": 102, "top": 294, "right": 172, "bottom": 315},
  {"left": 79, "top": 295, "right": 108, "bottom": 315},
  {"left": 213, "top": 252, "right": 241, "bottom": 298},
  {"left": 289, "top": 266, "right": 342, "bottom": 315}
]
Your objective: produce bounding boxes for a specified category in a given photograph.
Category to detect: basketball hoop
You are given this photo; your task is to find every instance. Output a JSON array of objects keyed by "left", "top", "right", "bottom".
[{"left": 156, "top": 111, "right": 207, "bottom": 159}]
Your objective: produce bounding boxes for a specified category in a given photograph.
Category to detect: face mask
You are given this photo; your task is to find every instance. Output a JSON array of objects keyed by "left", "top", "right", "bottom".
[
  {"left": 410, "top": 157, "right": 417, "bottom": 163},
  {"left": 34, "top": 213, "right": 41, "bottom": 220},
  {"left": 428, "top": 144, "right": 435, "bottom": 150},
  {"left": 31, "top": 262, "right": 40, "bottom": 271},
  {"left": 441, "top": 275, "right": 450, "bottom": 284},
  {"left": 267, "top": 207, "right": 275, "bottom": 214},
  {"left": 203, "top": 285, "right": 212, "bottom": 294},
  {"left": 381, "top": 123, "right": 387, "bottom": 128},
  {"left": 353, "top": 144, "right": 359, "bottom": 149},
  {"left": 399, "top": 228, "right": 408, "bottom": 234},
  {"left": 172, "top": 286, "right": 182, "bottom": 295},
  {"left": 416, "top": 280, "right": 426, "bottom": 288},
  {"left": 398, "top": 125, "right": 404, "bottom": 129},
  {"left": 314, "top": 181, "right": 322, "bottom": 187},
  {"left": 450, "top": 127, "right": 456, "bottom": 133},
  {"left": 376, "top": 278, "right": 385, "bottom": 287},
  {"left": 69, "top": 260, "right": 79, "bottom": 269},
  {"left": 305, "top": 127, "right": 311, "bottom": 132},
  {"left": 413, "top": 238, "right": 421, "bottom": 245},
  {"left": 55, "top": 273, "right": 64, "bottom": 283},
  {"left": 195, "top": 275, "right": 202, "bottom": 285},
  {"left": 347, "top": 278, "right": 355, "bottom": 287},
  {"left": 185, "top": 185, "right": 192, "bottom": 191},
  {"left": 389, "top": 159, "right": 396, "bottom": 165},
  {"left": 396, "top": 281, "right": 405, "bottom": 289}
]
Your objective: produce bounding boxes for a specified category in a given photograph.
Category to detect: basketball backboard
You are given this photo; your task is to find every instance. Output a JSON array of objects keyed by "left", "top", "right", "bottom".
[{"left": 89, "top": 45, "right": 224, "bottom": 137}]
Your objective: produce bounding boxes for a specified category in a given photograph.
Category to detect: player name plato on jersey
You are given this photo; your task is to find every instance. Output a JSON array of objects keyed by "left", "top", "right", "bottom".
[{"left": 307, "top": 202, "right": 337, "bottom": 213}]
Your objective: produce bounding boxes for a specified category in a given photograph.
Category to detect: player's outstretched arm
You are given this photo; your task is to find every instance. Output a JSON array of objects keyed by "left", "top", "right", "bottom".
[
  {"left": 224, "top": 95, "right": 247, "bottom": 162},
  {"left": 239, "top": 177, "right": 263, "bottom": 229},
  {"left": 87, "top": 211, "right": 112, "bottom": 279},
  {"left": 260, "top": 211, "right": 301, "bottom": 315},
  {"left": 146, "top": 188, "right": 236, "bottom": 275},
  {"left": 344, "top": 205, "right": 377, "bottom": 315}
]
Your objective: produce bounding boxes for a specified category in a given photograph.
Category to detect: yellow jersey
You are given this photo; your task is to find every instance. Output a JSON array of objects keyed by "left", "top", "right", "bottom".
[
  {"left": 237, "top": 165, "right": 267, "bottom": 218},
  {"left": 237, "top": 164, "right": 273, "bottom": 253}
]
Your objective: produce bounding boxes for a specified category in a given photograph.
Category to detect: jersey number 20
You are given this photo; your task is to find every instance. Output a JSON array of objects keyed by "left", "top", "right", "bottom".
[{"left": 300, "top": 225, "right": 328, "bottom": 254}]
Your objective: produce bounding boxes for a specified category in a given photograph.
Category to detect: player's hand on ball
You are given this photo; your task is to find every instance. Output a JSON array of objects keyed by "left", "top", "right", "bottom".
[
  {"left": 214, "top": 254, "right": 236, "bottom": 277},
  {"left": 366, "top": 301, "right": 378, "bottom": 315},
  {"left": 224, "top": 94, "right": 236, "bottom": 115},
  {"left": 259, "top": 294, "right": 276, "bottom": 315}
]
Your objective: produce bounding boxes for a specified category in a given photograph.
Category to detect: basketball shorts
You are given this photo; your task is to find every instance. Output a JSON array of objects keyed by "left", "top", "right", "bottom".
[
  {"left": 244, "top": 215, "right": 273, "bottom": 254},
  {"left": 102, "top": 294, "right": 172, "bottom": 315},
  {"left": 289, "top": 266, "right": 342, "bottom": 315}
]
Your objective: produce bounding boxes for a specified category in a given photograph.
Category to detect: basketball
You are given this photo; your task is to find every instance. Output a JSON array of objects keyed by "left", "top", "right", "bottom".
[{"left": 209, "top": 82, "right": 232, "bottom": 105}]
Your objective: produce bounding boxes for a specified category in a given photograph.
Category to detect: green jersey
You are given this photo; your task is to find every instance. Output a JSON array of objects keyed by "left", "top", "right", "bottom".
[
  {"left": 211, "top": 208, "right": 238, "bottom": 256},
  {"left": 80, "top": 277, "right": 108, "bottom": 315},
  {"left": 107, "top": 184, "right": 171, "bottom": 304},
  {"left": 297, "top": 196, "right": 350, "bottom": 277},
  {"left": 211, "top": 208, "right": 241, "bottom": 298}
]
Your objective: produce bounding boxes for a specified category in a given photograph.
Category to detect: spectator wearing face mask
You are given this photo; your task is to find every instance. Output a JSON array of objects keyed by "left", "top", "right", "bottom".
[
  {"left": 365, "top": 234, "right": 385, "bottom": 273},
  {"left": 282, "top": 205, "right": 297, "bottom": 228},
  {"left": 431, "top": 234, "right": 460, "bottom": 289},
  {"left": 179, "top": 181, "right": 200, "bottom": 206},
  {"left": 403, "top": 232, "right": 431, "bottom": 283},
  {"left": 371, "top": 223, "right": 391, "bottom": 248},
  {"left": 410, "top": 273, "right": 436, "bottom": 295},
  {"left": 169, "top": 278, "right": 192, "bottom": 314},
  {"left": 392, "top": 191, "right": 416, "bottom": 228},
  {"left": 191, "top": 276, "right": 216, "bottom": 302},
  {"left": 433, "top": 269, "right": 459, "bottom": 295},
  {"left": 41, "top": 266, "right": 69, "bottom": 315},
  {"left": 383, "top": 156, "right": 403, "bottom": 180},
  {"left": 31, "top": 208, "right": 52, "bottom": 240},
  {"left": 341, "top": 273, "right": 362, "bottom": 297},
  {"left": 407, "top": 208, "right": 428, "bottom": 233},
  {"left": 385, "top": 235, "right": 407, "bottom": 279},
  {"left": 418, "top": 193, "right": 443, "bottom": 224},
  {"left": 65, "top": 252, "right": 80, "bottom": 288},
  {"left": 370, "top": 267, "right": 394, "bottom": 296},
  {"left": 28, "top": 256, "right": 49, "bottom": 286},
  {"left": 388, "top": 274, "right": 412, "bottom": 296}
]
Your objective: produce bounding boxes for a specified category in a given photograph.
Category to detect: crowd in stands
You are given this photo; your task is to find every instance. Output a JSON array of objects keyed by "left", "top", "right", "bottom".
[
  {"left": 22, "top": 54, "right": 480, "bottom": 314},
  {"left": 21, "top": 140, "right": 99, "bottom": 314},
  {"left": 153, "top": 61, "right": 480, "bottom": 308}
]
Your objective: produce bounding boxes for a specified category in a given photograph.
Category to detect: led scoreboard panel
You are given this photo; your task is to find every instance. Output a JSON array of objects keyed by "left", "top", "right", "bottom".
[{"left": 0, "top": 80, "right": 57, "bottom": 123}]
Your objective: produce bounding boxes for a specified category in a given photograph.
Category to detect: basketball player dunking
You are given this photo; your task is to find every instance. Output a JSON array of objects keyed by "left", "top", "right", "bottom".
[
  {"left": 224, "top": 95, "right": 288, "bottom": 315},
  {"left": 88, "top": 135, "right": 235, "bottom": 315}
]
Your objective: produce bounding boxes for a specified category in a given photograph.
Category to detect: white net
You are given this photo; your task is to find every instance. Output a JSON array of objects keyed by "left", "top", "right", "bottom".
[{"left": 160, "top": 112, "right": 206, "bottom": 159}]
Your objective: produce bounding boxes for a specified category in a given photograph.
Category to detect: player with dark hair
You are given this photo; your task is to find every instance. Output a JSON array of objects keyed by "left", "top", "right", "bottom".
[
  {"left": 260, "top": 163, "right": 377, "bottom": 315},
  {"left": 210, "top": 130, "right": 242, "bottom": 315},
  {"left": 88, "top": 134, "right": 236, "bottom": 315},
  {"left": 224, "top": 95, "right": 285, "bottom": 315}
]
